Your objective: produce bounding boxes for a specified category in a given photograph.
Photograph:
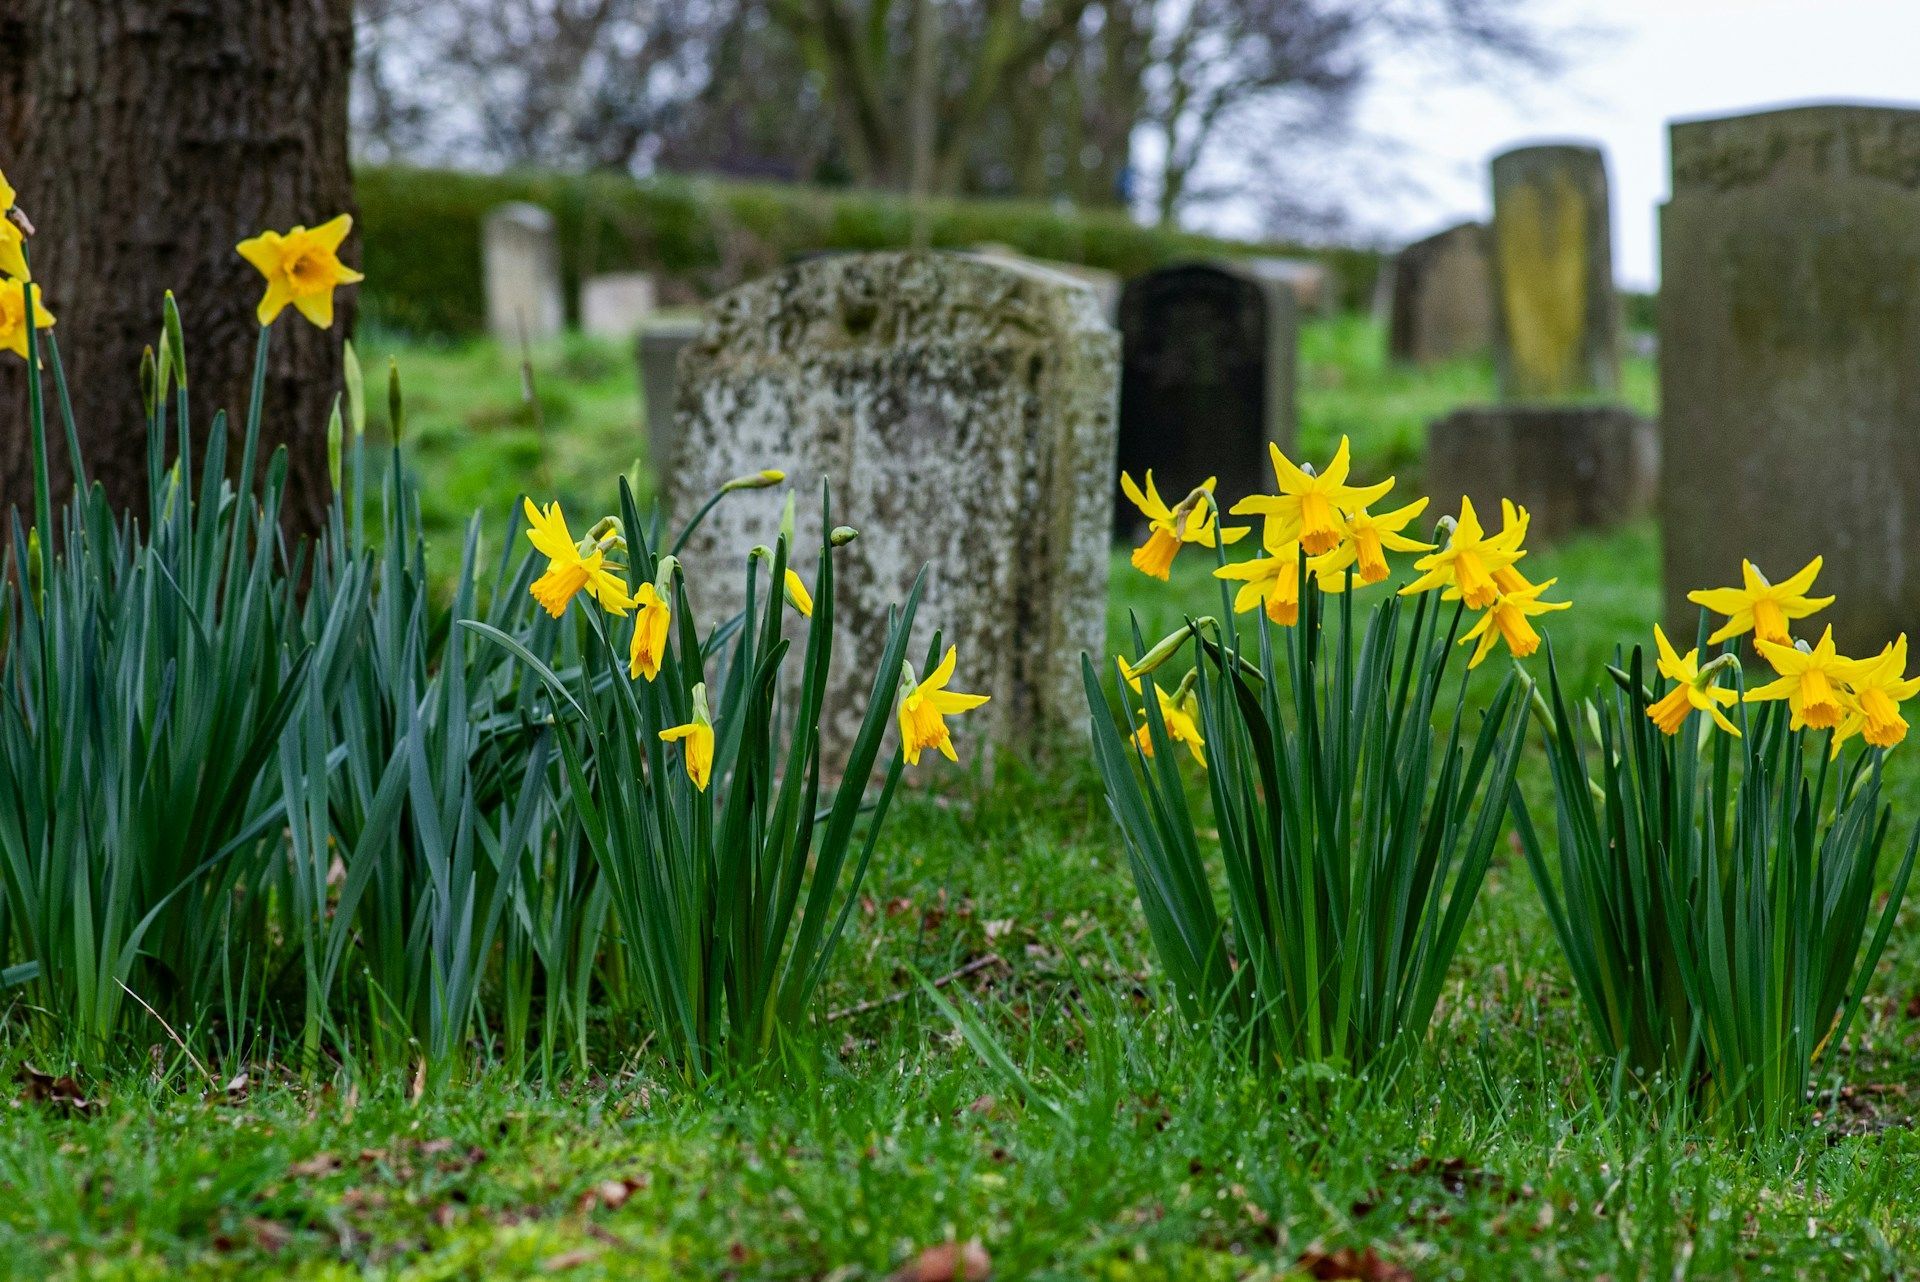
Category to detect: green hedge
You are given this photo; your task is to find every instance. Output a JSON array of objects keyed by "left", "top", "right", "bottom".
[{"left": 355, "top": 165, "right": 1381, "bottom": 338}]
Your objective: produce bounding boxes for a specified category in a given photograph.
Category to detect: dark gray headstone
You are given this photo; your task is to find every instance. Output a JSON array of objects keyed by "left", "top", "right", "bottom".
[
  {"left": 1426, "top": 405, "right": 1657, "bottom": 543},
  {"left": 1116, "top": 262, "right": 1297, "bottom": 529},
  {"left": 1660, "top": 103, "right": 1920, "bottom": 648},
  {"left": 1386, "top": 222, "right": 1493, "bottom": 365},
  {"left": 1490, "top": 144, "right": 1619, "bottom": 400}
]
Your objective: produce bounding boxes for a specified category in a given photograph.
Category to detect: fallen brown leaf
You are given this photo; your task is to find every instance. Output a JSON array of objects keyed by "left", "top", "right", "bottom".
[
  {"left": 1296, "top": 1244, "right": 1414, "bottom": 1281},
  {"left": 16, "top": 1064, "right": 95, "bottom": 1115},
  {"left": 541, "top": 1247, "right": 601, "bottom": 1272},
  {"left": 887, "top": 1240, "right": 991, "bottom": 1282}
]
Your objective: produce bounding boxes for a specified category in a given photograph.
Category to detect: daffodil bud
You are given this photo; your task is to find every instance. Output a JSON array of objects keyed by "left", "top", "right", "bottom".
[
  {"left": 154, "top": 328, "right": 176, "bottom": 409},
  {"left": 326, "top": 396, "right": 343, "bottom": 489},
  {"left": 343, "top": 340, "right": 366, "bottom": 441},
  {"left": 25, "top": 528, "right": 43, "bottom": 604},
  {"left": 139, "top": 345, "right": 158, "bottom": 420},
  {"left": 830, "top": 525, "right": 859, "bottom": 547},
  {"left": 1123, "top": 617, "right": 1217, "bottom": 680},
  {"left": 779, "top": 492, "right": 797, "bottom": 544},
  {"left": 162, "top": 291, "right": 188, "bottom": 388},
  {"left": 387, "top": 358, "right": 404, "bottom": 442},
  {"left": 721, "top": 468, "right": 786, "bottom": 493},
  {"left": 161, "top": 461, "right": 181, "bottom": 524}
]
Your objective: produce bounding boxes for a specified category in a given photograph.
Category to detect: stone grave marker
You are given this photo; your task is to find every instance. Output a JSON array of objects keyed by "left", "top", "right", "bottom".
[
  {"left": 1426, "top": 406, "right": 1657, "bottom": 542},
  {"left": 638, "top": 313, "right": 704, "bottom": 494},
  {"left": 668, "top": 251, "right": 1118, "bottom": 759},
  {"left": 1490, "top": 144, "right": 1620, "bottom": 400},
  {"left": 483, "top": 203, "right": 565, "bottom": 343},
  {"left": 581, "top": 272, "right": 657, "bottom": 338},
  {"left": 1660, "top": 102, "right": 1920, "bottom": 648},
  {"left": 1116, "top": 261, "right": 1297, "bottom": 531},
  {"left": 1385, "top": 221, "right": 1493, "bottom": 365}
]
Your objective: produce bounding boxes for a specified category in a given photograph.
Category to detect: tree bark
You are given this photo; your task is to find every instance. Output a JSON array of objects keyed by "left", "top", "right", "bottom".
[{"left": 0, "top": 0, "right": 356, "bottom": 539}]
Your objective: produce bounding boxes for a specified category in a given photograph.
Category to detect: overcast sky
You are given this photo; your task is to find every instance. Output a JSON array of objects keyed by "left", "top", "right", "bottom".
[{"left": 1307, "top": 0, "right": 1920, "bottom": 288}]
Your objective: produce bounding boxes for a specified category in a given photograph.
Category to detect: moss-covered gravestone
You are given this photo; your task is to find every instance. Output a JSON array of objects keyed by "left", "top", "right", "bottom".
[
  {"left": 1115, "top": 262, "right": 1297, "bottom": 531},
  {"left": 668, "top": 251, "right": 1119, "bottom": 759},
  {"left": 1490, "top": 144, "right": 1620, "bottom": 400},
  {"left": 1385, "top": 221, "right": 1493, "bottom": 366},
  {"left": 1661, "top": 103, "right": 1920, "bottom": 648}
]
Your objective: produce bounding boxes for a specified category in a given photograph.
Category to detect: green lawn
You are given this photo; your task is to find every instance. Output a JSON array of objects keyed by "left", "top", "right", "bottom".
[{"left": 5, "top": 320, "right": 1917, "bottom": 1280}]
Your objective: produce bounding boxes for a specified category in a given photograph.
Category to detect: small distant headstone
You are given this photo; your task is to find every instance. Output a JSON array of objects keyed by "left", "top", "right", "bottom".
[
  {"left": 1116, "top": 262, "right": 1297, "bottom": 530},
  {"left": 1660, "top": 102, "right": 1920, "bottom": 647},
  {"left": 669, "top": 251, "right": 1118, "bottom": 759},
  {"left": 483, "top": 203, "right": 564, "bottom": 343},
  {"left": 1248, "top": 256, "right": 1339, "bottom": 314},
  {"left": 638, "top": 314, "right": 704, "bottom": 493},
  {"left": 1426, "top": 405, "right": 1657, "bottom": 542},
  {"left": 1489, "top": 144, "right": 1620, "bottom": 400},
  {"left": 581, "top": 272, "right": 657, "bottom": 338},
  {"left": 1386, "top": 222, "right": 1494, "bottom": 365}
]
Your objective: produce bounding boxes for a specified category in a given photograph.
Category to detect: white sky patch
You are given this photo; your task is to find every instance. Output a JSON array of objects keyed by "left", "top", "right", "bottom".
[{"left": 1189, "top": 0, "right": 1920, "bottom": 289}]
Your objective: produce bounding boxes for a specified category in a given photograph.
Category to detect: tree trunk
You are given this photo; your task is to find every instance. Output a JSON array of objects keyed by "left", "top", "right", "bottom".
[{"left": 0, "top": 0, "right": 356, "bottom": 539}]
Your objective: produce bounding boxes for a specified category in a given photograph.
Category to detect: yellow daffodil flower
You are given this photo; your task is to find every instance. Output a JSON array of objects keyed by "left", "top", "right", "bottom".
[
  {"left": 1833, "top": 635, "right": 1920, "bottom": 752},
  {"left": 1310, "top": 496, "right": 1433, "bottom": 590},
  {"left": 1399, "top": 497, "right": 1525, "bottom": 609},
  {"left": 784, "top": 568, "right": 814, "bottom": 617},
  {"left": 0, "top": 169, "right": 26, "bottom": 282},
  {"left": 523, "top": 498, "right": 635, "bottom": 618},
  {"left": 1745, "top": 625, "right": 1852, "bottom": 730},
  {"left": 237, "top": 213, "right": 364, "bottom": 329},
  {"left": 0, "top": 277, "right": 52, "bottom": 359},
  {"left": 1133, "top": 683, "right": 1206, "bottom": 767},
  {"left": 628, "top": 583, "right": 672, "bottom": 681},
  {"left": 898, "top": 646, "right": 991, "bottom": 765},
  {"left": 1229, "top": 437, "right": 1394, "bottom": 556},
  {"left": 1216, "top": 541, "right": 1303, "bottom": 625},
  {"left": 659, "top": 683, "right": 716, "bottom": 791},
  {"left": 1490, "top": 500, "right": 1537, "bottom": 595},
  {"left": 1687, "top": 557, "right": 1832, "bottom": 647},
  {"left": 1459, "top": 578, "right": 1570, "bottom": 668},
  {"left": 1122, "top": 471, "right": 1247, "bottom": 580},
  {"left": 1646, "top": 624, "right": 1742, "bottom": 738}
]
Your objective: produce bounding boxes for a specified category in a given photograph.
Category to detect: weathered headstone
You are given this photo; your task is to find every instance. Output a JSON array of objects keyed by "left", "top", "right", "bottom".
[
  {"left": 1116, "top": 262, "right": 1297, "bottom": 529},
  {"left": 1661, "top": 102, "right": 1920, "bottom": 648},
  {"left": 581, "top": 271, "right": 657, "bottom": 338},
  {"left": 1386, "top": 222, "right": 1494, "bottom": 365},
  {"left": 1490, "top": 144, "right": 1619, "bottom": 400},
  {"left": 483, "top": 203, "right": 564, "bottom": 342},
  {"left": 970, "top": 244, "right": 1121, "bottom": 322},
  {"left": 1426, "top": 406, "right": 1657, "bottom": 542},
  {"left": 669, "top": 251, "right": 1118, "bottom": 758},
  {"left": 638, "top": 314, "right": 704, "bottom": 493}
]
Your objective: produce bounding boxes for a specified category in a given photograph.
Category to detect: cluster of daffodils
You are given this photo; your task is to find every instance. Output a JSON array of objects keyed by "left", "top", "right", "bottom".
[
  {"left": 1650, "top": 558, "right": 1920, "bottom": 753},
  {"left": 1116, "top": 439, "right": 1570, "bottom": 764},
  {"left": 521, "top": 488, "right": 988, "bottom": 784}
]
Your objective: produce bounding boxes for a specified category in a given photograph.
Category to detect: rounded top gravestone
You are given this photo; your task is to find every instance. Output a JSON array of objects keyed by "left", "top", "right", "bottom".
[
  {"left": 667, "top": 251, "right": 1119, "bottom": 762},
  {"left": 1489, "top": 142, "right": 1619, "bottom": 401},
  {"left": 1115, "top": 261, "right": 1298, "bottom": 535}
]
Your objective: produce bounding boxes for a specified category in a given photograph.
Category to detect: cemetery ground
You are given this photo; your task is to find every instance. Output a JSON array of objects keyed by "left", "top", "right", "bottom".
[{"left": 3, "top": 322, "right": 1914, "bottom": 1280}]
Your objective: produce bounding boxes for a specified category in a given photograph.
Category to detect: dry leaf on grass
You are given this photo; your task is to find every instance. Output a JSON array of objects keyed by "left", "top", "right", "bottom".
[
  {"left": 886, "top": 1239, "right": 991, "bottom": 1282},
  {"left": 1296, "top": 1244, "right": 1414, "bottom": 1281}
]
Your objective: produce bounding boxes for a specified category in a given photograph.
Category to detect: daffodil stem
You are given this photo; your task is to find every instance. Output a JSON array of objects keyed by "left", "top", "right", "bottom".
[
  {"left": 24, "top": 261, "right": 50, "bottom": 551},
  {"left": 671, "top": 490, "right": 731, "bottom": 557},
  {"left": 240, "top": 324, "right": 269, "bottom": 497},
  {"left": 43, "top": 336, "right": 84, "bottom": 499}
]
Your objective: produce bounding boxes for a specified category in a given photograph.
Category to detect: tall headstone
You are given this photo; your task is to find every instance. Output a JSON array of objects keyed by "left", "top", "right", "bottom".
[
  {"left": 638, "top": 314, "right": 704, "bottom": 494},
  {"left": 581, "top": 272, "right": 657, "bottom": 338},
  {"left": 970, "top": 244, "right": 1121, "bottom": 322},
  {"left": 483, "top": 203, "right": 564, "bottom": 343},
  {"left": 1116, "top": 262, "right": 1297, "bottom": 530},
  {"left": 1386, "top": 222, "right": 1494, "bottom": 365},
  {"left": 669, "top": 252, "right": 1118, "bottom": 758},
  {"left": 1661, "top": 103, "right": 1920, "bottom": 648},
  {"left": 1490, "top": 144, "right": 1619, "bottom": 400}
]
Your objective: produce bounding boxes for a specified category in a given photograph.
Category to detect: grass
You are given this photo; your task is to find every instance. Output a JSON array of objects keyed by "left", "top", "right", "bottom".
[{"left": 3, "top": 318, "right": 1916, "bottom": 1279}]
